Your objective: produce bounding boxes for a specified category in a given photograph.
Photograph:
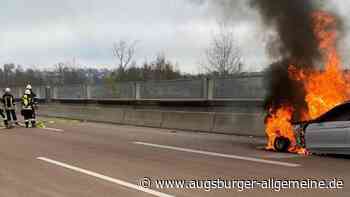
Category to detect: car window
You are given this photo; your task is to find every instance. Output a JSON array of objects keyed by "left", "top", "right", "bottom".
[{"left": 316, "top": 103, "right": 350, "bottom": 122}]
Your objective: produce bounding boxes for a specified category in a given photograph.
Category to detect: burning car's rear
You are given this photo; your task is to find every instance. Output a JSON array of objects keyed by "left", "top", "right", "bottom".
[
  {"left": 273, "top": 121, "right": 308, "bottom": 153},
  {"left": 304, "top": 102, "right": 350, "bottom": 155},
  {"left": 273, "top": 102, "right": 350, "bottom": 155}
]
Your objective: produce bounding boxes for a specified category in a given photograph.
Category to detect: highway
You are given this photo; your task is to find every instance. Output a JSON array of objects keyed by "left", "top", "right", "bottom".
[{"left": 0, "top": 118, "right": 348, "bottom": 197}]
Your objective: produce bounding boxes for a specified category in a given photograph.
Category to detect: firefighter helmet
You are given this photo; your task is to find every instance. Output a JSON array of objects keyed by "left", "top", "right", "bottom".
[
  {"left": 26, "top": 84, "right": 32, "bottom": 90},
  {"left": 5, "top": 88, "right": 10, "bottom": 93}
]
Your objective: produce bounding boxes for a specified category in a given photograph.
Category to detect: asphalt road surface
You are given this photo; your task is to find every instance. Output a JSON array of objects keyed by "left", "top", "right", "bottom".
[{"left": 0, "top": 118, "right": 349, "bottom": 197}]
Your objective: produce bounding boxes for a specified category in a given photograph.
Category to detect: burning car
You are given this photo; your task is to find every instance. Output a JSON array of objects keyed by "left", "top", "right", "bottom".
[
  {"left": 274, "top": 102, "right": 350, "bottom": 155},
  {"left": 260, "top": 9, "right": 350, "bottom": 155}
]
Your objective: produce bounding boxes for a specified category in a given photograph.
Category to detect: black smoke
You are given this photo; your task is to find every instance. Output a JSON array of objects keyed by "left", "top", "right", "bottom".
[{"left": 250, "top": 0, "right": 323, "bottom": 119}]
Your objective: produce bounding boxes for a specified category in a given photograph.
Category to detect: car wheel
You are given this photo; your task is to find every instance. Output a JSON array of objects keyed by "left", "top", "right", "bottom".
[{"left": 274, "top": 137, "right": 291, "bottom": 152}]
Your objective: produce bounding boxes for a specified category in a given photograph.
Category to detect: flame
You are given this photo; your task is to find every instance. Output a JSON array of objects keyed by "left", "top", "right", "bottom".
[
  {"left": 293, "top": 11, "right": 350, "bottom": 120},
  {"left": 265, "top": 11, "right": 350, "bottom": 154},
  {"left": 265, "top": 106, "right": 295, "bottom": 149}
]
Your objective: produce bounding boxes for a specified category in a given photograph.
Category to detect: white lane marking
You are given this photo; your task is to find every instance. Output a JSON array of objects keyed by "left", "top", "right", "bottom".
[
  {"left": 134, "top": 142, "right": 301, "bottom": 168},
  {"left": 43, "top": 128, "right": 64, "bottom": 132},
  {"left": 37, "top": 157, "right": 174, "bottom": 197}
]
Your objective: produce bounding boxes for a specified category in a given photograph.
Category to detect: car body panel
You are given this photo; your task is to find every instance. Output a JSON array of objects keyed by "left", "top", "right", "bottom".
[
  {"left": 305, "top": 121, "right": 350, "bottom": 153},
  {"left": 288, "top": 102, "right": 350, "bottom": 155}
]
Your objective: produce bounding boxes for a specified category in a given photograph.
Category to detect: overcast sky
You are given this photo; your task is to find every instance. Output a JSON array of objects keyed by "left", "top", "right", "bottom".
[{"left": 1, "top": 0, "right": 350, "bottom": 73}]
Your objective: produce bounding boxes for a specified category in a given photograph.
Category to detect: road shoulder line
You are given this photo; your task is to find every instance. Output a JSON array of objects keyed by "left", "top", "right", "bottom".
[{"left": 134, "top": 141, "right": 301, "bottom": 168}]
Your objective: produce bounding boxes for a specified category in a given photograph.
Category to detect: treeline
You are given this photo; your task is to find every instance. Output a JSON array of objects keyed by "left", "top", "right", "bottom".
[
  {"left": 0, "top": 63, "right": 108, "bottom": 87},
  {"left": 108, "top": 54, "right": 185, "bottom": 81},
  {"left": 0, "top": 55, "right": 194, "bottom": 87}
]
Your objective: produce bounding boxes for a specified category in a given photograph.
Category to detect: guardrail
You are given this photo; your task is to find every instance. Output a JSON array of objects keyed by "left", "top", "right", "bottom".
[{"left": 1, "top": 76, "right": 267, "bottom": 136}]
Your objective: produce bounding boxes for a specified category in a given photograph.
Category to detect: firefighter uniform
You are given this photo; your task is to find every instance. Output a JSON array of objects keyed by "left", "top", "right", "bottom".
[
  {"left": 21, "top": 90, "right": 36, "bottom": 128},
  {"left": 3, "top": 88, "right": 18, "bottom": 127},
  {"left": 0, "top": 107, "right": 6, "bottom": 127},
  {"left": 25, "top": 84, "right": 37, "bottom": 119}
]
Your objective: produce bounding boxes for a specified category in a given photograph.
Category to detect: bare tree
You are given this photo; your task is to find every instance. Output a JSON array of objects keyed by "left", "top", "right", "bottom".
[
  {"left": 113, "top": 40, "right": 137, "bottom": 70},
  {"left": 203, "top": 26, "right": 243, "bottom": 76}
]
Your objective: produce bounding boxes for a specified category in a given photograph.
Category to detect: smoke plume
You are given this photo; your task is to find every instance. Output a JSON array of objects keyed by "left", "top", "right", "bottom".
[{"left": 250, "top": 0, "right": 330, "bottom": 118}]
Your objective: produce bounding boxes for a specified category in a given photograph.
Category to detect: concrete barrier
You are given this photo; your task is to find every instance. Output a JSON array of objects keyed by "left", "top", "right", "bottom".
[
  {"left": 212, "top": 113, "right": 265, "bottom": 136},
  {"left": 124, "top": 110, "right": 163, "bottom": 127},
  {"left": 161, "top": 111, "right": 215, "bottom": 132},
  {"left": 39, "top": 104, "right": 84, "bottom": 118},
  {"left": 80, "top": 105, "right": 125, "bottom": 123},
  {"left": 38, "top": 103, "right": 265, "bottom": 137}
]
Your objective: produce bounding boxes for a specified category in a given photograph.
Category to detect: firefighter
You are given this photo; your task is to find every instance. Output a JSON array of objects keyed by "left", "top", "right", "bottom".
[
  {"left": 21, "top": 89, "right": 36, "bottom": 128},
  {"left": 25, "top": 84, "right": 38, "bottom": 119},
  {"left": 2, "top": 88, "right": 18, "bottom": 128},
  {"left": 25, "top": 84, "right": 37, "bottom": 102}
]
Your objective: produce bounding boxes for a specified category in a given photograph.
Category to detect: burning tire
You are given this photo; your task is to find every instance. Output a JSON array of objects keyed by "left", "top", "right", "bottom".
[{"left": 274, "top": 137, "right": 291, "bottom": 152}]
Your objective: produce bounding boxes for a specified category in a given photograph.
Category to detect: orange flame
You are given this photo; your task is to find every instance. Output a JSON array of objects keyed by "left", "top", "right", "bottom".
[
  {"left": 265, "top": 106, "right": 294, "bottom": 149},
  {"left": 293, "top": 11, "right": 350, "bottom": 120},
  {"left": 265, "top": 11, "right": 350, "bottom": 154}
]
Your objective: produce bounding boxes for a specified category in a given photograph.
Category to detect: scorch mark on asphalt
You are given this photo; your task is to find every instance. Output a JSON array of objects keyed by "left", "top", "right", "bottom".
[
  {"left": 37, "top": 157, "right": 174, "bottom": 197},
  {"left": 134, "top": 141, "right": 301, "bottom": 168}
]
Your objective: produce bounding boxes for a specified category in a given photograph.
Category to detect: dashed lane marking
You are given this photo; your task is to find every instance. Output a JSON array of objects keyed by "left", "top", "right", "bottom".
[{"left": 43, "top": 128, "right": 64, "bottom": 132}]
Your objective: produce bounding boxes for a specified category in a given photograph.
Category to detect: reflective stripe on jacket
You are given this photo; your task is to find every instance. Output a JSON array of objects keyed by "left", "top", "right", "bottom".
[
  {"left": 3, "top": 93, "right": 15, "bottom": 110},
  {"left": 21, "top": 95, "right": 33, "bottom": 110}
]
